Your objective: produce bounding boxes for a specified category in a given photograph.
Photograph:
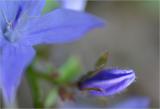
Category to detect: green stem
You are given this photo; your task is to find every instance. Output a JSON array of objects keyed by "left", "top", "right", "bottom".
[
  {"left": 26, "top": 67, "right": 43, "bottom": 108},
  {"left": 33, "top": 72, "right": 59, "bottom": 85},
  {"left": 26, "top": 65, "right": 60, "bottom": 108}
]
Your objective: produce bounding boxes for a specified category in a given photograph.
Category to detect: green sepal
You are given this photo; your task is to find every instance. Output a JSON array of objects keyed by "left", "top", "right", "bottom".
[
  {"left": 95, "top": 52, "right": 109, "bottom": 71},
  {"left": 78, "top": 52, "right": 109, "bottom": 83}
]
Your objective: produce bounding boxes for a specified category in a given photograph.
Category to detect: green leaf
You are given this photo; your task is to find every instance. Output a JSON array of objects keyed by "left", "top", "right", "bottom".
[
  {"left": 95, "top": 52, "right": 109, "bottom": 71},
  {"left": 43, "top": 0, "right": 60, "bottom": 14},
  {"left": 44, "top": 88, "right": 58, "bottom": 108},
  {"left": 58, "top": 56, "right": 82, "bottom": 83}
]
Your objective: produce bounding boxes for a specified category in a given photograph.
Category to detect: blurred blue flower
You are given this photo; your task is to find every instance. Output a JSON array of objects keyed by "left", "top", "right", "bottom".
[
  {"left": 109, "top": 96, "right": 150, "bottom": 108},
  {"left": 79, "top": 68, "right": 136, "bottom": 96},
  {"left": 0, "top": 0, "right": 104, "bottom": 104},
  {"left": 58, "top": 0, "right": 87, "bottom": 11}
]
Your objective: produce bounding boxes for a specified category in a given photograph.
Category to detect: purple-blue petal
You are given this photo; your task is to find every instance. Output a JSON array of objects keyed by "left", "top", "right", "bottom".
[
  {"left": 79, "top": 68, "right": 136, "bottom": 96},
  {"left": 0, "top": 29, "right": 2, "bottom": 44},
  {"left": 1, "top": 43, "right": 35, "bottom": 104},
  {"left": 20, "top": 0, "right": 46, "bottom": 16},
  {"left": 21, "top": 8, "right": 105, "bottom": 45},
  {"left": 13, "top": 0, "right": 46, "bottom": 30},
  {"left": 109, "top": 96, "right": 150, "bottom": 108},
  {"left": 0, "top": 0, "right": 21, "bottom": 29},
  {"left": 0, "top": 31, "right": 2, "bottom": 88},
  {"left": 0, "top": 0, "right": 45, "bottom": 30}
]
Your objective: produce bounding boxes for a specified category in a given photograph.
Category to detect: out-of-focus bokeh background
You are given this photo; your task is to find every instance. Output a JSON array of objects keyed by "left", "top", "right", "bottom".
[{"left": 7, "top": 1, "right": 159, "bottom": 108}]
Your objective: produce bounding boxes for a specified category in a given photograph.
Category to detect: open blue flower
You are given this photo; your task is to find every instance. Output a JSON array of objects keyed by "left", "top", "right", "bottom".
[
  {"left": 79, "top": 68, "right": 135, "bottom": 96},
  {"left": 0, "top": 0, "right": 104, "bottom": 104}
]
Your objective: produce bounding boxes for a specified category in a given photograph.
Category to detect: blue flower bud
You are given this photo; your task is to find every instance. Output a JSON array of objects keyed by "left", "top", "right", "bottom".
[{"left": 79, "top": 68, "right": 136, "bottom": 96}]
